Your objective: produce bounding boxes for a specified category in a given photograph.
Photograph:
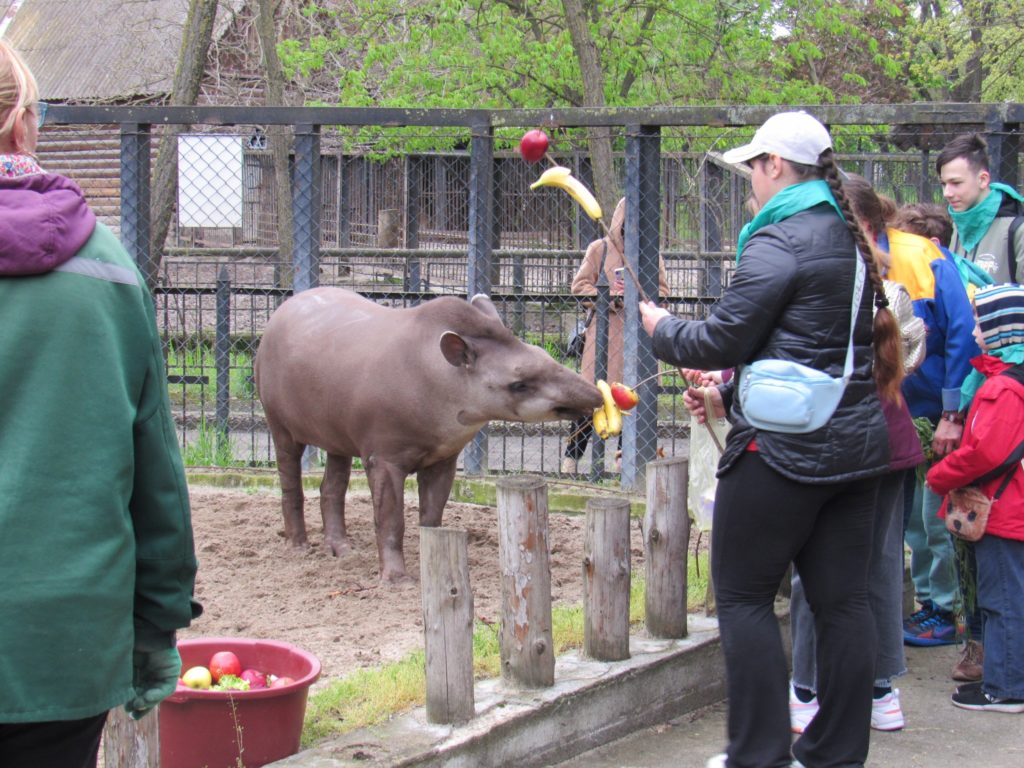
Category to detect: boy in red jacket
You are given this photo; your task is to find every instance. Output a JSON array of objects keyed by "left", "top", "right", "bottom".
[{"left": 927, "top": 283, "right": 1024, "bottom": 713}]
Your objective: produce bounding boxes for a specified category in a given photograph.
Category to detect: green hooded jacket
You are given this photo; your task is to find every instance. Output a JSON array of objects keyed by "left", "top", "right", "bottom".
[{"left": 0, "top": 171, "right": 199, "bottom": 722}]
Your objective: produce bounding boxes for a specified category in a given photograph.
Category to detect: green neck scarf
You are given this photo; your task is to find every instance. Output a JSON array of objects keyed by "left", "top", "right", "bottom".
[
  {"left": 736, "top": 180, "right": 843, "bottom": 262},
  {"left": 949, "top": 182, "right": 1024, "bottom": 253},
  {"left": 959, "top": 343, "right": 1024, "bottom": 411}
]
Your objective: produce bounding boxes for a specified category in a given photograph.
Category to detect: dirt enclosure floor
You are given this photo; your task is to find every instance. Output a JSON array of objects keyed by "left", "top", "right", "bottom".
[{"left": 181, "top": 486, "right": 647, "bottom": 684}]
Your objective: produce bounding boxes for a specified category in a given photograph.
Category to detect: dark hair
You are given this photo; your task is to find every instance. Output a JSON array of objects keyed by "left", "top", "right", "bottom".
[
  {"left": 891, "top": 202, "right": 953, "bottom": 247},
  {"left": 818, "top": 154, "right": 905, "bottom": 402},
  {"left": 843, "top": 174, "right": 887, "bottom": 238},
  {"left": 936, "top": 133, "right": 990, "bottom": 176}
]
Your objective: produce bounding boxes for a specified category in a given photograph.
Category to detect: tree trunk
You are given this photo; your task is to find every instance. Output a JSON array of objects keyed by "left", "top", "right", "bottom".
[
  {"left": 257, "top": 0, "right": 296, "bottom": 289},
  {"left": 147, "top": 0, "right": 219, "bottom": 289},
  {"left": 561, "top": 0, "right": 617, "bottom": 221}
]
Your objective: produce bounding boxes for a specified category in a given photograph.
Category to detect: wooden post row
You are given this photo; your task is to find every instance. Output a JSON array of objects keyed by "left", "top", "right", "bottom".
[
  {"left": 419, "top": 526, "right": 475, "bottom": 724},
  {"left": 582, "top": 497, "right": 632, "bottom": 661},
  {"left": 644, "top": 456, "right": 690, "bottom": 638},
  {"left": 496, "top": 475, "right": 554, "bottom": 688}
]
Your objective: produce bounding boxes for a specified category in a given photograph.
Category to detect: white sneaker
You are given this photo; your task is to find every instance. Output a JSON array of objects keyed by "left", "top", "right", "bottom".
[
  {"left": 705, "top": 755, "right": 727, "bottom": 768},
  {"left": 871, "top": 688, "right": 905, "bottom": 731},
  {"left": 789, "top": 684, "right": 819, "bottom": 734}
]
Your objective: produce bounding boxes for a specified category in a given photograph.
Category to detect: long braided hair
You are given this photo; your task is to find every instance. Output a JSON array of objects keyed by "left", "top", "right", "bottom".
[{"left": 817, "top": 151, "right": 905, "bottom": 402}]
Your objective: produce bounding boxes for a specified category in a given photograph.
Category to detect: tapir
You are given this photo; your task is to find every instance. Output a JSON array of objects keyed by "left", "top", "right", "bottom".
[{"left": 254, "top": 287, "right": 603, "bottom": 583}]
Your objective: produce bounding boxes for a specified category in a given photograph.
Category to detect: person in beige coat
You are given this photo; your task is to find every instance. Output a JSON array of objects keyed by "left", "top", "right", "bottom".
[{"left": 562, "top": 197, "right": 670, "bottom": 473}]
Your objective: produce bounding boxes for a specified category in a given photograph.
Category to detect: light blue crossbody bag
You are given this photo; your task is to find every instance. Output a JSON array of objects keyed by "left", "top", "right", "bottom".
[{"left": 738, "top": 254, "right": 865, "bottom": 434}]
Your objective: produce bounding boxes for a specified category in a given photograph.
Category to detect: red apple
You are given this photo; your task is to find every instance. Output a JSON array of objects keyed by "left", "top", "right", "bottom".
[
  {"left": 518, "top": 129, "right": 549, "bottom": 163},
  {"left": 269, "top": 676, "right": 296, "bottom": 688},
  {"left": 240, "top": 668, "right": 267, "bottom": 689},
  {"left": 208, "top": 651, "right": 242, "bottom": 683},
  {"left": 610, "top": 382, "right": 640, "bottom": 411}
]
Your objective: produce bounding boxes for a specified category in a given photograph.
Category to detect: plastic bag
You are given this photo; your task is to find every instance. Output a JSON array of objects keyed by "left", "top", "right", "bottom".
[{"left": 687, "top": 408, "right": 729, "bottom": 532}]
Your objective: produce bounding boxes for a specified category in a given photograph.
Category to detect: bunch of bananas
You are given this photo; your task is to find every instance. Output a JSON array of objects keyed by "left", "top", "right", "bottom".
[{"left": 593, "top": 380, "right": 623, "bottom": 440}]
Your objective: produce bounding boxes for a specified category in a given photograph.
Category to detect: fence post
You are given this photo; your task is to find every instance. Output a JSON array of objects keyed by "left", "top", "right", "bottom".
[
  {"left": 582, "top": 497, "right": 632, "bottom": 661},
  {"left": 120, "top": 122, "right": 152, "bottom": 283},
  {"left": 420, "top": 527, "right": 475, "bottom": 724},
  {"left": 644, "top": 456, "right": 689, "bottom": 639},
  {"left": 464, "top": 119, "right": 495, "bottom": 475},
  {"left": 986, "top": 114, "right": 1021, "bottom": 192},
  {"left": 589, "top": 274, "right": 610, "bottom": 482},
  {"left": 621, "top": 123, "right": 662, "bottom": 491},
  {"left": 103, "top": 707, "right": 159, "bottom": 768},
  {"left": 496, "top": 475, "right": 554, "bottom": 688},
  {"left": 292, "top": 123, "right": 321, "bottom": 294},
  {"left": 215, "top": 266, "right": 231, "bottom": 457}
]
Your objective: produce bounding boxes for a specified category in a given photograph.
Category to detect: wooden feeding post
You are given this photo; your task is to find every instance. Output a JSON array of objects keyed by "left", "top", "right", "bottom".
[
  {"left": 103, "top": 707, "right": 159, "bottom": 768},
  {"left": 582, "top": 497, "right": 632, "bottom": 661},
  {"left": 419, "top": 527, "right": 475, "bottom": 724},
  {"left": 496, "top": 475, "right": 554, "bottom": 688},
  {"left": 644, "top": 456, "right": 690, "bottom": 638}
]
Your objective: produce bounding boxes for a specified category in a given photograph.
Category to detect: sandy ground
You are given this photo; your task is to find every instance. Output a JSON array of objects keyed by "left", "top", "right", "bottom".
[{"left": 181, "top": 485, "right": 648, "bottom": 684}]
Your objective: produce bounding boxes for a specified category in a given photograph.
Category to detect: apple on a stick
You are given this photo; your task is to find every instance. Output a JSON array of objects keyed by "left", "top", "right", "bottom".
[
  {"left": 610, "top": 382, "right": 640, "bottom": 411},
  {"left": 518, "top": 129, "right": 549, "bottom": 163}
]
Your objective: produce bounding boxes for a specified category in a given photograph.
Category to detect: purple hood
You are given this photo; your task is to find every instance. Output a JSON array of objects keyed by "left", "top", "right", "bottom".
[{"left": 0, "top": 173, "right": 96, "bottom": 276}]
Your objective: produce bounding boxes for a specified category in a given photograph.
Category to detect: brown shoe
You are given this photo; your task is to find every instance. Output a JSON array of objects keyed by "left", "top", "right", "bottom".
[{"left": 951, "top": 639, "right": 984, "bottom": 682}]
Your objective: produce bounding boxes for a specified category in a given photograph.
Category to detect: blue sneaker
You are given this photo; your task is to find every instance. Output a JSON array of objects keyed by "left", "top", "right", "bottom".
[
  {"left": 904, "top": 609, "right": 957, "bottom": 646},
  {"left": 903, "top": 601, "right": 934, "bottom": 634}
]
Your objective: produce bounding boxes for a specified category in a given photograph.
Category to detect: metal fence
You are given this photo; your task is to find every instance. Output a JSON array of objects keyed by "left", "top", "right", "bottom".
[{"left": 41, "top": 104, "right": 1024, "bottom": 489}]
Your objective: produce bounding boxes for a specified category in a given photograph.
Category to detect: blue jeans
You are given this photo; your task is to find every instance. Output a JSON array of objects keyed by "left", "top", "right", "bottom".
[
  {"left": 905, "top": 479, "right": 957, "bottom": 613},
  {"left": 976, "top": 534, "right": 1024, "bottom": 699},
  {"left": 791, "top": 470, "right": 909, "bottom": 690},
  {"left": 712, "top": 452, "right": 879, "bottom": 768}
]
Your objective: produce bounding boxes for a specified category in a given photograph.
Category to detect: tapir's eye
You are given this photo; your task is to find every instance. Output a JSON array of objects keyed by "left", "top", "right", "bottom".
[{"left": 509, "top": 381, "right": 530, "bottom": 394}]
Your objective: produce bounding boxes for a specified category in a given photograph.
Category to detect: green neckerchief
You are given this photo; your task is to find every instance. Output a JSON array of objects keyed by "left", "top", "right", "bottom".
[
  {"left": 949, "top": 182, "right": 1024, "bottom": 253},
  {"left": 736, "top": 180, "right": 843, "bottom": 262},
  {"left": 959, "top": 343, "right": 1024, "bottom": 411}
]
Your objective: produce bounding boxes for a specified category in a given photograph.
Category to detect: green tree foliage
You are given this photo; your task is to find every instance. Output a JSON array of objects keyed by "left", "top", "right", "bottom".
[{"left": 279, "top": 0, "right": 876, "bottom": 111}]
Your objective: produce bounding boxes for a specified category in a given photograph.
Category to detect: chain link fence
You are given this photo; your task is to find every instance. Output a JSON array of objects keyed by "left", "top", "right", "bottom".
[{"left": 38, "top": 105, "right": 1024, "bottom": 488}]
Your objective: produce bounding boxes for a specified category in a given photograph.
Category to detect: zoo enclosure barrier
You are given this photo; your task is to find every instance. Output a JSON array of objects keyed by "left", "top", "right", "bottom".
[{"left": 42, "top": 103, "right": 1024, "bottom": 489}]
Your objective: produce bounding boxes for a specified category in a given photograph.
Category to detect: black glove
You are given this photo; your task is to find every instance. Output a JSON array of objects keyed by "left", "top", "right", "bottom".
[{"left": 125, "top": 646, "right": 182, "bottom": 720}]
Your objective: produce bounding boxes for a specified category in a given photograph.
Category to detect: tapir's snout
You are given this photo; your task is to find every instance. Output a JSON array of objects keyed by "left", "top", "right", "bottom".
[{"left": 556, "top": 381, "right": 603, "bottom": 419}]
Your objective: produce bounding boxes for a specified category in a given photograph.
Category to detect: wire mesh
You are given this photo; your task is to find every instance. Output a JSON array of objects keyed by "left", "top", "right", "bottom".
[{"left": 35, "top": 115, "right": 1024, "bottom": 485}]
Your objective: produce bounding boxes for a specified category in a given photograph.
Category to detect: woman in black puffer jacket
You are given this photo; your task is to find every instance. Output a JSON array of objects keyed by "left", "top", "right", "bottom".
[{"left": 640, "top": 112, "right": 904, "bottom": 768}]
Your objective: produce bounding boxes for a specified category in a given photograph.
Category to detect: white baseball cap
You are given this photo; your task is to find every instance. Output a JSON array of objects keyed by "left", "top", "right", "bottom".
[{"left": 721, "top": 111, "right": 832, "bottom": 167}]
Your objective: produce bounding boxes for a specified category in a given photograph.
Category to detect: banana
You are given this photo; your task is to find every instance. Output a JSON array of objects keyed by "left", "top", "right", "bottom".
[
  {"left": 530, "top": 166, "right": 603, "bottom": 221},
  {"left": 593, "top": 406, "right": 610, "bottom": 440},
  {"left": 595, "top": 379, "right": 623, "bottom": 437}
]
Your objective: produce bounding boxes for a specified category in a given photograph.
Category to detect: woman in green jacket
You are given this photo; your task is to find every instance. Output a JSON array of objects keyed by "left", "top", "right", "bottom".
[{"left": 0, "top": 41, "right": 200, "bottom": 767}]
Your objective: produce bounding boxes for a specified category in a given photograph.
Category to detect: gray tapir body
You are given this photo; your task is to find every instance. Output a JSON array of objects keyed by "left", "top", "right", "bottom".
[{"left": 254, "top": 287, "right": 603, "bottom": 582}]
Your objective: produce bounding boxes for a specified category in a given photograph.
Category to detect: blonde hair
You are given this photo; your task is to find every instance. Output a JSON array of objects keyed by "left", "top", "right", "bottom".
[{"left": 0, "top": 40, "right": 39, "bottom": 140}]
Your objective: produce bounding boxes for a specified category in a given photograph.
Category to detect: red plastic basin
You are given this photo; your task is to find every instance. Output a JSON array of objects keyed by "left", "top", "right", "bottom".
[{"left": 159, "top": 637, "right": 321, "bottom": 768}]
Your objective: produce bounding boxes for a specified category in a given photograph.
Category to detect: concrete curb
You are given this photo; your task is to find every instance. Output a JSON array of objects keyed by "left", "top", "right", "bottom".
[{"left": 270, "top": 616, "right": 736, "bottom": 768}]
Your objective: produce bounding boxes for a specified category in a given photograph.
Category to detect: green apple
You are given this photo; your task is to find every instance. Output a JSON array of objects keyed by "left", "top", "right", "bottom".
[{"left": 181, "top": 665, "right": 213, "bottom": 689}]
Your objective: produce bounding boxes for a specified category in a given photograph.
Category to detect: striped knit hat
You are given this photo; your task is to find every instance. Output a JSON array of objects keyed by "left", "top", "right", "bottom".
[{"left": 974, "top": 283, "right": 1024, "bottom": 351}]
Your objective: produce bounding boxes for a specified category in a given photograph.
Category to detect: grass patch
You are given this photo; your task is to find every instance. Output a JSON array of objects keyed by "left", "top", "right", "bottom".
[
  {"left": 182, "top": 417, "right": 241, "bottom": 467},
  {"left": 301, "top": 552, "right": 709, "bottom": 747}
]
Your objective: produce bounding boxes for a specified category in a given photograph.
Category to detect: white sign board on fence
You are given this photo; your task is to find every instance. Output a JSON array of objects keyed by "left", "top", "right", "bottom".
[{"left": 177, "top": 135, "right": 244, "bottom": 228}]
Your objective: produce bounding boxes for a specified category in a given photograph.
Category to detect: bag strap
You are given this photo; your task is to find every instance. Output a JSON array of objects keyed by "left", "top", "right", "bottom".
[
  {"left": 839, "top": 251, "right": 866, "bottom": 385},
  {"left": 1008, "top": 213, "right": 1023, "bottom": 283},
  {"left": 973, "top": 436, "right": 1024, "bottom": 496}
]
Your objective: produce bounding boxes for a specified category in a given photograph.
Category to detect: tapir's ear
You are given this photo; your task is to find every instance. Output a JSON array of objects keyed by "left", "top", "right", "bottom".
[
  {"left": 469, "top": 293, "right": 503, "bottom": 324},
  {"left": 440, "top": 331, "right": 477, "bottom": 367}
]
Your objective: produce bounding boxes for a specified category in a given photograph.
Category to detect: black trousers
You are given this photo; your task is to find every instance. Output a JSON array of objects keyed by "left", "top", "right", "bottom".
[
  {"left": 0, "top": 712, "right": 107, "bottom": 768},
  {"left": 712, "top": 452, "right": 880, "bottom": 768}
]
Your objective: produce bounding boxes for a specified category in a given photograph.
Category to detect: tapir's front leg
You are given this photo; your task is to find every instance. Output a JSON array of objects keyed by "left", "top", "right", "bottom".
[
  {"left": 365, "top": 454, "right": 412, "bottom": 583},
  {"left": 417, "top": 454, "right": 459, "bottom": 527},
  {"left": 320, "top": 453, "right": 353, "bottom": 556}
]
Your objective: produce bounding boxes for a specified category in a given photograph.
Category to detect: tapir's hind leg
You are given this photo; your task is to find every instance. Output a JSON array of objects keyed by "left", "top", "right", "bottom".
[
  {"left": 416, "top": 454, "right": 458, "bottom": 527},
  {"left": 365, "top": 455, "right": 412, "bottom": 583},
  {"left": 321, "top": 453, "right": 352, "bottom": 556},
  {"left": 270, "top": 430, "right": 308, "bottom": 549}
]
